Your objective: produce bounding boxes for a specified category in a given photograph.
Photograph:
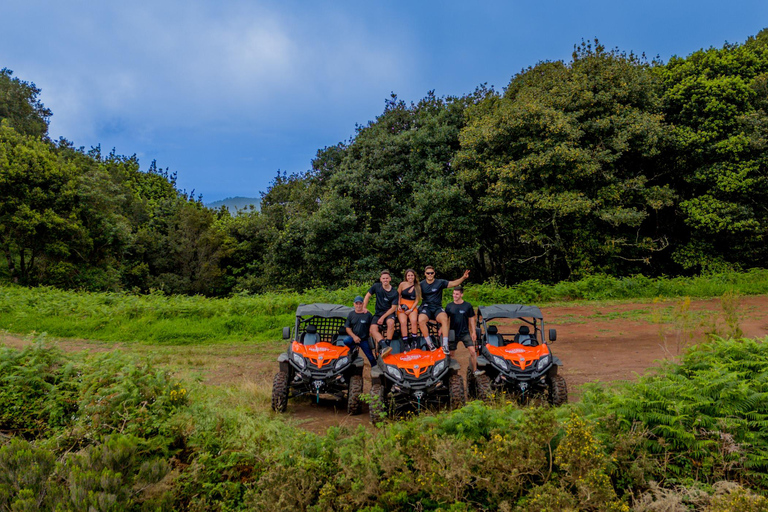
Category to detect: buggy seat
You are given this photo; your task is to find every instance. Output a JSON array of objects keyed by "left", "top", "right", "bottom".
[
  {"left": 486, "top": 325, "right": 504, "bottom": 347},
  {"left": 514, "top": 325, "right": 536, "bottom": 346},
  {"left": 300, "top": 324, "right": 320, "bottom": 345}
]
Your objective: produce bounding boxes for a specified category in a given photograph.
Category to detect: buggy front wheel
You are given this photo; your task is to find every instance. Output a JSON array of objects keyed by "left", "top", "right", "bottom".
[
  {"left": 271, "top": 371, "right": 289, "bottom": 412},
  {"left": 548, "top": 374, "right": 568, "bottom": 406},
  {"left": 347, "top": 374, "right": 363, "bottom": 415},
  {"left": 449, "top": 374, "right": 465, "bottom": 409},
  {"left": 369, "top": 383, "right": 387, "bottom": 424}
]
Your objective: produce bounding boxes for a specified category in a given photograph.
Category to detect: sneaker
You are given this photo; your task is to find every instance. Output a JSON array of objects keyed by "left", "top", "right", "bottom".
[
  {"left": 442, "top": 345, "right": 450, "bottom": 355},
  {"left": 380, "top": 346, "right": 392, "bottom": 358},
  {"left": 426, "top": 340, "right": 435, "bottom": 350},
  {"left": 473, "top": 369, "right": 485, "bottom": 377}
]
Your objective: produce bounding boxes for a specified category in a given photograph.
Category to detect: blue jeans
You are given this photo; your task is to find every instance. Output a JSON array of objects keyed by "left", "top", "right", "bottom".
[{"left": 341, "top": 336, "right": 377, "bottom": 365}]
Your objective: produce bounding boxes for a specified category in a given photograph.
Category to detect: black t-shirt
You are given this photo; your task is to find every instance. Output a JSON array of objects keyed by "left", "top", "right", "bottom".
[
  {"left": 445, "top": 301, "right": 475, "bottom": 336},
  {"left": 420, "top": 278, "right": 449, "bottom": 308},
  {"left": 368, "top": 282, "right": 399, "bottom": 316},
  {"left": 345, "top": 311, "right": 373, "bottom": 339},
  {"left": 400, "top": 284, "right": 417, "bottom": 301}
]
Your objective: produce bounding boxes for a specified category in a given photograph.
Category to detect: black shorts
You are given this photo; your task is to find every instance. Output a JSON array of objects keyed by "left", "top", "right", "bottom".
[
  {"left": 449, "top": 333, "right": 475, "bottom": 351},
  {"left": 418, "top": 305, "right": 444, "bottom": 321},
  {"left": 371, "top": 314, "right": 396, "bottom": 328}
]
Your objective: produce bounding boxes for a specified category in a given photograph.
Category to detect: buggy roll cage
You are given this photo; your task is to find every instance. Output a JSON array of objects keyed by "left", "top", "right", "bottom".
[
  {"left": 476, "top": 304, "right": 555, "bottom": 344},
  {"left": 283, "top": 303, "right": 355, "bottom": 344}
]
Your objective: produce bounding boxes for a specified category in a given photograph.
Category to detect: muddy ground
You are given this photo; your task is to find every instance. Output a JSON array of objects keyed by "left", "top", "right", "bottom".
[{"left": 3, "top": 295, "right": 768, "bottom": 434}]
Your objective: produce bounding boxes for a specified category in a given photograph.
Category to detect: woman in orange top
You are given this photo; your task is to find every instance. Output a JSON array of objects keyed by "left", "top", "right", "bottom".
[{"left": 397, "top": 268, "right": 422, "bottom": 347}]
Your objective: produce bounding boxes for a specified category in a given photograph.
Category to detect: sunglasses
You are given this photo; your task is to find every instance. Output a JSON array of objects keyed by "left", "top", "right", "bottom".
[{"left": 425, "top": 271, "right": 435, "bottom": 275}]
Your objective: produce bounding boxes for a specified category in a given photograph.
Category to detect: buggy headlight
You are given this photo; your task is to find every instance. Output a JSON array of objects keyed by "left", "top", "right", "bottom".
[
  {"left": 292, "top": 352, "right": 306, "bottom": 369},
  {"left": 536, "top": 355, "right": 551, "bottom": 372},
  {"left": 432, "top": 360, "right": 446, "bottom": 376},
  {"left": 492, "top": 356, "right": 509, "bottom": 371},
  {"left": 386, "top": 365, "right": 403, "bottom": 380},
  {"left": 334, "top": 356, "right": 349, "bottom": 370}
]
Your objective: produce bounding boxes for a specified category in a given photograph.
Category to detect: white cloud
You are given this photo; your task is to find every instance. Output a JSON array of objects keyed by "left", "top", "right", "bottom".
[{"left": 3, "top": 1, "right": 413, "bottom": 143}]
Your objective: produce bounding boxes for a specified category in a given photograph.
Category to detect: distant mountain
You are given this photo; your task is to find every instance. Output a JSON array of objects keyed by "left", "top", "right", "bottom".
[{"left": 206, "top": 196, "right": 260, "bottom": 214}]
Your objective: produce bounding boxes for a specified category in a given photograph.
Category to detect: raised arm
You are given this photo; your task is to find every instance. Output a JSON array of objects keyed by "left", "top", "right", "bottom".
[
  {"left": 447, "top": 269, "right": 470, "bottom": 288},
  {"left": 362, "top": 292, "right": 373, "bottom": 311}
]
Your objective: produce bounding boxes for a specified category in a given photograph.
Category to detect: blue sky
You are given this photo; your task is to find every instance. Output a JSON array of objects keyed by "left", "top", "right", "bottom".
[{"left": 2, "top": 1, "right": 766, "bottom": 202}]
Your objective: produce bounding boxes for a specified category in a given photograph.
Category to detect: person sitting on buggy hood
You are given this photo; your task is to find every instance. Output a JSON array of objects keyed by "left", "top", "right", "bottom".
[
  {"left": 363, "top": 270, "right": 399, "bottom": 345},
  {"left": 419, "top": 266, "right": 470, "bottom": 353}
]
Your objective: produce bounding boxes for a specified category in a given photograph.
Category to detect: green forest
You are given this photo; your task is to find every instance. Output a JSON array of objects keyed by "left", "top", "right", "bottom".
[{"left": 2, "top": 31, "right": 768, "bottom": 295}]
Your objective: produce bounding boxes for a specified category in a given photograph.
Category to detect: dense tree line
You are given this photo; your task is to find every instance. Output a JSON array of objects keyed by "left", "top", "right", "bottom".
[{"left": 1, "top": 30, "right": 767, "bottom": 295}]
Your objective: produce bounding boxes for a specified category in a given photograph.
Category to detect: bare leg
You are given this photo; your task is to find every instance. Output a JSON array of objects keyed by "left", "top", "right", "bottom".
[
  {"left": 436, "top": 312, "right": 450, "bottom": 339},
  {"left": 369, "top": 323, "right": 383, "bottom": 343},
  {"left": 408, "top": 310, "right": 419, "bottom": 336},
  {"left": 418, "top": 313, "right": 430, "bottom": 338},
  {"left": 468, "top": 346, "right": 478, "bottom": 371},
  {"left": 385, "top": 318, "right": 395, "bottom": 340},
  {"left": 397, "top": 312, "right": 409, "bottom": 338}
]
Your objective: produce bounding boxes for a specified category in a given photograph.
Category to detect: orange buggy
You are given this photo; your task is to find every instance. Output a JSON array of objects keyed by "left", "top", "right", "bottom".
[
  {"left": 468, "top": 304, "right": 567, "bottom": 406},
  {"left": 272, "top": 303, "right": 365, "bottom": 414},
  {"left": 369, "top": 336, "right": 465, "bottom": 423}
]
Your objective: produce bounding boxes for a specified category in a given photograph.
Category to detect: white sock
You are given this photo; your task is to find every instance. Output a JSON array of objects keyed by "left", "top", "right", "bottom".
[{"left": 442, "top": 337, "right": 448, "bottom": 347}]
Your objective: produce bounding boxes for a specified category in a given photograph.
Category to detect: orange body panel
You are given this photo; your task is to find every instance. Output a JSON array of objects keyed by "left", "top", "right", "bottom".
[
  {"left": 383, "top": 348, "right": 445, "bottom": 378},
  {"left": 486, "top": 343, "right": 550, "bottom": 370},
  {"left": 292, "top": 341, "right": 349, "bottom": 369}
]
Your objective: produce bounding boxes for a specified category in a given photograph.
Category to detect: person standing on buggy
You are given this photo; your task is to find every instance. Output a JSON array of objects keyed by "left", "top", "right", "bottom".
[
  {"left": 419, "top": 266, "right": 470, "bottom": 353},
  {"left": 446, "top": 285, "right": 484, "bottom": 376},
  {"left": 363, "top": 270, "right": 399, "bottom": 355},
  {"left": 396, "top": 268, "right": 422, "bottom": 351},
  {"left": 341, "top": 296, "right": 377, "bottom": 366}
]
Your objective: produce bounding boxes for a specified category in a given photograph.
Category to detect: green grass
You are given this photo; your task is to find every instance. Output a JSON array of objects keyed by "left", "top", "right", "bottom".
[{"left": 1, "top": 268, "right": 767, "bottom": 345}]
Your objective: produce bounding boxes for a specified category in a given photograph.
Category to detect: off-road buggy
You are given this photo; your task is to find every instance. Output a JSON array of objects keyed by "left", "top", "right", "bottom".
[
  {"left": 272, "top": 303, "right": 365, "bottom": 414},
  {"left": 467, "top": 304, "right": 567, "bottom": 406},
  {"left": 369, "top": 329, "right": 465, "bottom": 423}
]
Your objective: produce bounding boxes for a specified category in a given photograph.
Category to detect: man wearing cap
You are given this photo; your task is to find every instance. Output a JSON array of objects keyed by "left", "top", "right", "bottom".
[
  {"left": 341, "top": 296, "right": 377, "bottom": 366},
  {"left": 419, "top": 266, "right": 470, "bottom": 353},
  {"left": 445, "top": 286, "right": 484, "bottom": 376}
]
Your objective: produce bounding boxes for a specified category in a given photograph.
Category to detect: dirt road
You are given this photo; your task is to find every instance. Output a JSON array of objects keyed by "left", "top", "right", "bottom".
[{"left": 3, "top": 296, "right": 768, "bottom": 433}]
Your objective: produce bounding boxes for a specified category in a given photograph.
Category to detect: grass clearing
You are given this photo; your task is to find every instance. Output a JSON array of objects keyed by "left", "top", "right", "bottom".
[{"left": 2, "top": 269, "right": 768, "bottom": 346}]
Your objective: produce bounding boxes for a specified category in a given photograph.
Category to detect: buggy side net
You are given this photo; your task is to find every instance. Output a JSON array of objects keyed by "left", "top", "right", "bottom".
[{"left": 298, "top": 316, "right": 347, "bottom": 343}]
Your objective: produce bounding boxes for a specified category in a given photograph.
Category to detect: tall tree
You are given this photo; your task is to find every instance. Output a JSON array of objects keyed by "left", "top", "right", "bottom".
[
  {"left": 455, "top": 42, "right": 675, "bottom": 283},
  {"left": 0, "top": 69, "right": 51, "bottom": 139},
  {"left": 658, "top": 29, "right": 768, "bottom": 271},
  {"left": 0, "top": 124, "right": 84, "bottom": 283}
]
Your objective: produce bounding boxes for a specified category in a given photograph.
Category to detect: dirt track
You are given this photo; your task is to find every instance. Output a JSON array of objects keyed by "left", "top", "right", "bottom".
[{"left": 3, "top": 296, "right": 768, "bottom": 433}]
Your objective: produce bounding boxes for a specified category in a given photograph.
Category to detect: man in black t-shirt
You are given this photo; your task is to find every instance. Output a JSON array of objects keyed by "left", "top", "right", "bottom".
[
  {"left": 445, "top": 286, "right": 483, "bottom": 376},
  {"left": 418, "top": 266, "right": 470, "bottom": 353},
  {"left": 363, "top": 270, "right": 399, "bottom": 347},
  {"left": 342, "top": 295, "right": 377, "bottom": 365}
]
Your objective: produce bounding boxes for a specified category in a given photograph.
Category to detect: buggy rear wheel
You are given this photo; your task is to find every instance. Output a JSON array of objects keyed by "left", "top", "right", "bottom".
[
  {"left": 449, "top": 374, "right": 465, "bottom": 409},
  {"left": 475, "top": 373, "right": 492, "bottom": 402},
  {"left": 347, "top": 374, "right": 363, "bottom": 415},
  {"left": 271, "top": 371, "right": 289, "bottom": 412},
  {"left": 369, "top": 383, "right": 387, "bottom": 424},
  {"left": 548, "top": 374, "right": 568, "bottom": 406}
]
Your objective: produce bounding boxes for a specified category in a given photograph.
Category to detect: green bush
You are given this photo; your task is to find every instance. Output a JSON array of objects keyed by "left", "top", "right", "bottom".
[
  {"left": 581, "top": 337, "right": 768, "bottom": 489},
  {"left": 0, "top": 333, "right": 767, "bottom": 510}
]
